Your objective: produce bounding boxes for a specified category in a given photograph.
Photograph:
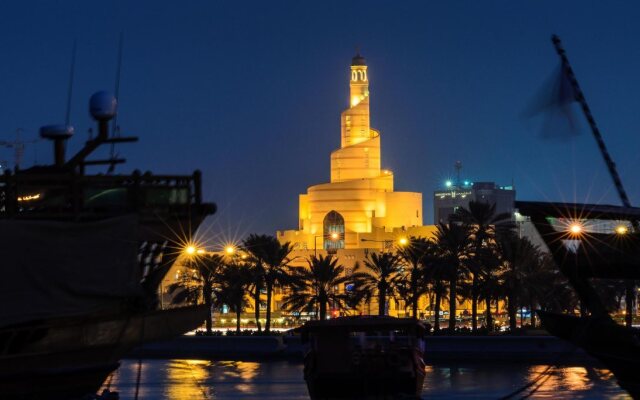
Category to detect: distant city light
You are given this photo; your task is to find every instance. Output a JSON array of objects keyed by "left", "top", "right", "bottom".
[
  {"left": 398, "top": 237, "right": 408, "bottom": 246},
  {"left": 463, "top": 180, "right": 470, "bottom": 186},
  {"left": 225, "top": 245, "right": 236, "bottom": 255},
  {"left": 196, "top": 248, "right": 206, "bottom": 254},
  {"left": 17, "top": 193, "right": 41, "bottom": 202},
  {"left": 185, "top": 245, "right": 196, "bottom": 255},
  {"left": 445, "top": 180, "right": 452, "bottom": 188},
  {"left": 615, "top": 225, "right": 628, "bottom": 235}
]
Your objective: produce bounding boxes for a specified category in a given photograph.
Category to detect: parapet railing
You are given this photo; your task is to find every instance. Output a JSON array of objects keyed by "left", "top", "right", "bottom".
[{"left": 0, "top": 169, "right": 204, "bottom": 220}]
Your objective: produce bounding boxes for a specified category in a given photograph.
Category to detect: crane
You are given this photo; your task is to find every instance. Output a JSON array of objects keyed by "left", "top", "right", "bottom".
[{"left": 0, "top": 129, "right": 40, "bottom": 170}]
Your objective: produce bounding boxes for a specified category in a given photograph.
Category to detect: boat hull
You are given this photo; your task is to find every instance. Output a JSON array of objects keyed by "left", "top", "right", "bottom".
[{"left": 0, "top": 305, "right": 206, "bottom": 399}]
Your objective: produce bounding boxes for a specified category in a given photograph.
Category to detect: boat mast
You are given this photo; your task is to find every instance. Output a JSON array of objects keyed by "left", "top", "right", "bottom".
[
  {"left": 551, "top": 35, "right": 635, "bottom": 221},
  {"left": 551, "top": 35, "right": 637, "bottom": 326}
]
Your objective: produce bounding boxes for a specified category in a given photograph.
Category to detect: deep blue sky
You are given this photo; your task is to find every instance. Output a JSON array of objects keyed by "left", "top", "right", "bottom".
[{"left": 2, "top": 1, "right": 640, "bottom": 241}]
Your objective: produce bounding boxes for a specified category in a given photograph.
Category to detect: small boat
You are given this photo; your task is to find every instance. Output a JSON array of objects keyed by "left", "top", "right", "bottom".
[{"left": 297, "top": 316, "right": 426, "bottom": 399}]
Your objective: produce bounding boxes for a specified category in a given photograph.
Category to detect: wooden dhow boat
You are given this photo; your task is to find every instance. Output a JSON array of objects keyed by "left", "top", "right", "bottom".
[
  {"left": 0, "top": 91, "right": 215, "bottom": 399},
  {"left": 297, "top": 316, "right": 426, "bottom": 399}
]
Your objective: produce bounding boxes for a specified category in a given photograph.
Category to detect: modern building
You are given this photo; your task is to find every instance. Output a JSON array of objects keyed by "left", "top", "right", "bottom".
[
  {"left": 433, "top": 180, "right": 516, "bottom": 224},
  {"left": 277, "top": 53, "right": 435, "bottom": 253}
]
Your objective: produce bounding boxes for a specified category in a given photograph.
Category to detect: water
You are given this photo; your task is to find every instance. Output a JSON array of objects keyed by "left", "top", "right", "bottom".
[{"left": 102, "top": 359, "right": 630, "bottom": 399}]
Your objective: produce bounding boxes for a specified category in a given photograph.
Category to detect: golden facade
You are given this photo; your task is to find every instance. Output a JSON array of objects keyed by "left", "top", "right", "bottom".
[{"left": 279, "top": 53, "right": 433, "bottom": 252}]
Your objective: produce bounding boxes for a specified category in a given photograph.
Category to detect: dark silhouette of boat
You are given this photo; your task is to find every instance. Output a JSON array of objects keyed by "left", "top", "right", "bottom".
[
  {"left": 516, "top": 200, "right": 640, "bottom": 397},
  {"left": 297, "top": 316, "right": 426, "bottom": 399},
  {"left": 0, "top": 91, "right": 215, "bottom": 398}
]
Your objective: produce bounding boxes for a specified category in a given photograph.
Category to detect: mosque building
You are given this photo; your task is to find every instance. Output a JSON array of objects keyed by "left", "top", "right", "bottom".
[
  {"left": 277, "top": 53, "right": 436, "bottom": 255},
  {"left": 275, "top": 53, "right": 439, "bottom": 318}
]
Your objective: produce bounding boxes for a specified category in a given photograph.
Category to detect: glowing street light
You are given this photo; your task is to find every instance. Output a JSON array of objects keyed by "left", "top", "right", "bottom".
[
  {"left": 615, "top": 225, "right": 628, "bottom": 235},
  {"left": 569, "top": 223, "right": 583, "bottom": 236},
  {"left": 225, "top": 245, "right": 236, "bottom": 255},
  {"left": 398, "top": 237, "right": 408, "bottom": 246},
  {"left": 185, "top": 245, "right": 196, "bottom": 255},
  {"left": 331, "top": 232, "right": 339, "bottom": 240}
]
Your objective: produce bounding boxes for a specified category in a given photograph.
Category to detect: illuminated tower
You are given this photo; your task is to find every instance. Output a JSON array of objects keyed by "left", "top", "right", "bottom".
[
  {"left": 331, "top": 53, "right": 381, "bottom": 182},
  {"left": 286, "top": 52, "right": 423, "bottom": 248}
]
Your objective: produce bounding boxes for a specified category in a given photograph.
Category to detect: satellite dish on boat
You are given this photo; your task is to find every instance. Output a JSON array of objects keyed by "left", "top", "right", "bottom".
[
  {"left": 39, "top": 124, "right": 74, "bottom": 139},
  {"left": 89, "top": 91, "right": 117, "bottom": 121}
]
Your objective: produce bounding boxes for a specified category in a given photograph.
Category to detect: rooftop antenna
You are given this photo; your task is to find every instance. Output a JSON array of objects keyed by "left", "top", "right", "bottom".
[
  {"left": 65, "top": 39, "right": 77, "bottom": 126},
  {"left": 112, "top": 32, "right": 123, "bottom": 138},
  {"left": 108, "top": 33, "right": 124, "bottom": 174},
  {"left": 39, "top": 40, "right": 76, "bottom": 167},
  {"left": 455, "top": 161, "right": 462, "bottom": 186},
  {"left": 0, "top": 128, "right": 39, "bottom": 169}
]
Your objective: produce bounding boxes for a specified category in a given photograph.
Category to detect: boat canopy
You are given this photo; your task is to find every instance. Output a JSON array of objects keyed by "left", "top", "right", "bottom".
[{"left": 295, "top": 316, "right": 427, "bottom": 338}]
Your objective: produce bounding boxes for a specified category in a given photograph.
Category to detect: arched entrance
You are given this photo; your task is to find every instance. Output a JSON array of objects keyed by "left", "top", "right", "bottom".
[{"left": 323, "top": 210, "right": 345, "bottom": 252}]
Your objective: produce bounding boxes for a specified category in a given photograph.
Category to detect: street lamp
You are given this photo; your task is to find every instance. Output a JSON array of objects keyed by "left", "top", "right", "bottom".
[
  {"left": 615, "top": 225, "right": 628, "bottom": 235},
  {"left": 568, "top": 223, "right": 583, "bottom": 236}
]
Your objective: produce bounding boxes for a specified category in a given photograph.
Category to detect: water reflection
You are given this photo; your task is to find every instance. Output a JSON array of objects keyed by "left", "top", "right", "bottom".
[
  {"left": 102, "top": 360, "right": 628, "bottom": 399},
  {"left": 164, "top": 359, "right": 211, "bottom": 399}
]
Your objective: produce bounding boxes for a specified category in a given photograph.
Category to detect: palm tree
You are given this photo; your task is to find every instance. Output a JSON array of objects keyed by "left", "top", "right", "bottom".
[
  {"left": 215, "top": 262, "right": 253, "bottom": 333},
  {"left": 496, "top": 232, "right": 541, "bottom": 332},
  {"left": 455, "top": 201, "right": 511, "bottom": 332},
  {"left": 359, "top": 252, "right": 403, "bottom": 315},
  {"left": 167, "top": 253, "right": 225, "bottom": 334},
  {"left": 434, "top": 223, "right": 472, "bottom": 331},
  {"left": 199, "top": 254, "right": 226, "bottom": 334},
  {"left": 283, "top": 255, "right": 357, "bottom": 320},
  {"left": 423, "top": 249, "right": 449, "bottom": 332},
  {"left": 397, "top": 237, "right": 432, "bottom": 320},
  {"left": 242, "top": 233, "right": 272, "bottom": 332},
  {"left": 260, "top": 237, "right": 295, "bottom": 332}
]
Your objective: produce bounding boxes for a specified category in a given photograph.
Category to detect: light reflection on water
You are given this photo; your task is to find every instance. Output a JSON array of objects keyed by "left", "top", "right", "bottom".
[{"left": 102, "top": 359, "right": 630, "bottom": 399}]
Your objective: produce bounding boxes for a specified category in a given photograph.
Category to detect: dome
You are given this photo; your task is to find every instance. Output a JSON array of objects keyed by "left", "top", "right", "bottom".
[{"left": 351, "top": 53, "right": 366, "bottom": 66}]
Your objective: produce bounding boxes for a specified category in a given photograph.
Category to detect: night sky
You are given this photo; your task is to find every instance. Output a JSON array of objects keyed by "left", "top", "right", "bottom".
[{"left": 2, "top": 1, "right": 640, "bottom": 244}]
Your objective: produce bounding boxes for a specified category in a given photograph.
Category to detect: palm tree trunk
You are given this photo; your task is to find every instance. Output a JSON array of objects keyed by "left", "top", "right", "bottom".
[
  {"left": 319, "top": 297, "right": 327, "bottom": 321},
  {"left": 204, "top": 282, "right": 213, "bottom": 335},
  {"left": 507, "top": 295, "right": 517, "bottom": 333},
  {"left": 449, "top": 268, "right": 457, "bottom": 331},
  {"left": 625, "top": 280, "right": 635, "bottom": 327},
  {"left": 236, "top": 303, "right": 241, "bottom": 333},
  {"left": 253, "top": 285, "right": 262, "bottom": 332},
  {"left": 471, "top": 273, "right": 478, "bottom": 332},
  {"left": 265, "top": 281, "right": 272, "bottom": 333},
  {"left": 530, "top": 302, "right": 536, "bottom": 328},
  {"left": 411, "top": 266, "right": 418, "bottom": 320},
  {"left": 485, "top": 295, "right": 493, "bottom": 332},
  {"left": 434, "top": 289, "right": 441, "bottom": 331},
  {"left": 378, "top": 285, "right": 386, "bottom": 316}
]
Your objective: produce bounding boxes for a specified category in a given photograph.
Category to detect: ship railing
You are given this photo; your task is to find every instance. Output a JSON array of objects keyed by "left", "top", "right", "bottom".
[{"left": 0, "top": 169, "right": 205, "bottom": 219}]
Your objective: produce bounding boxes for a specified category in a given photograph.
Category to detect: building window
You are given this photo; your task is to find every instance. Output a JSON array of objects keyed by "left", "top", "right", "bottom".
[{"left": 323, "top": 210, "right": 345, "bottom": 253}]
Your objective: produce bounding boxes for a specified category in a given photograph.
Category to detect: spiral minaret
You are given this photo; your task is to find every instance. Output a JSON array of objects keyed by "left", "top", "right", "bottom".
[
  {"left": 282, "top": 53, "right": 423, "bottom": 250},
  {"left": 331, "top": 53, "right": 381, "bottom": 182}
]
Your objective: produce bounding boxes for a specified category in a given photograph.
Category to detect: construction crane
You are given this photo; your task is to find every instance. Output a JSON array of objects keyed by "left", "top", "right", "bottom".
[{"left": 0, "top": 129, "right": 40, "bottom": 170}]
